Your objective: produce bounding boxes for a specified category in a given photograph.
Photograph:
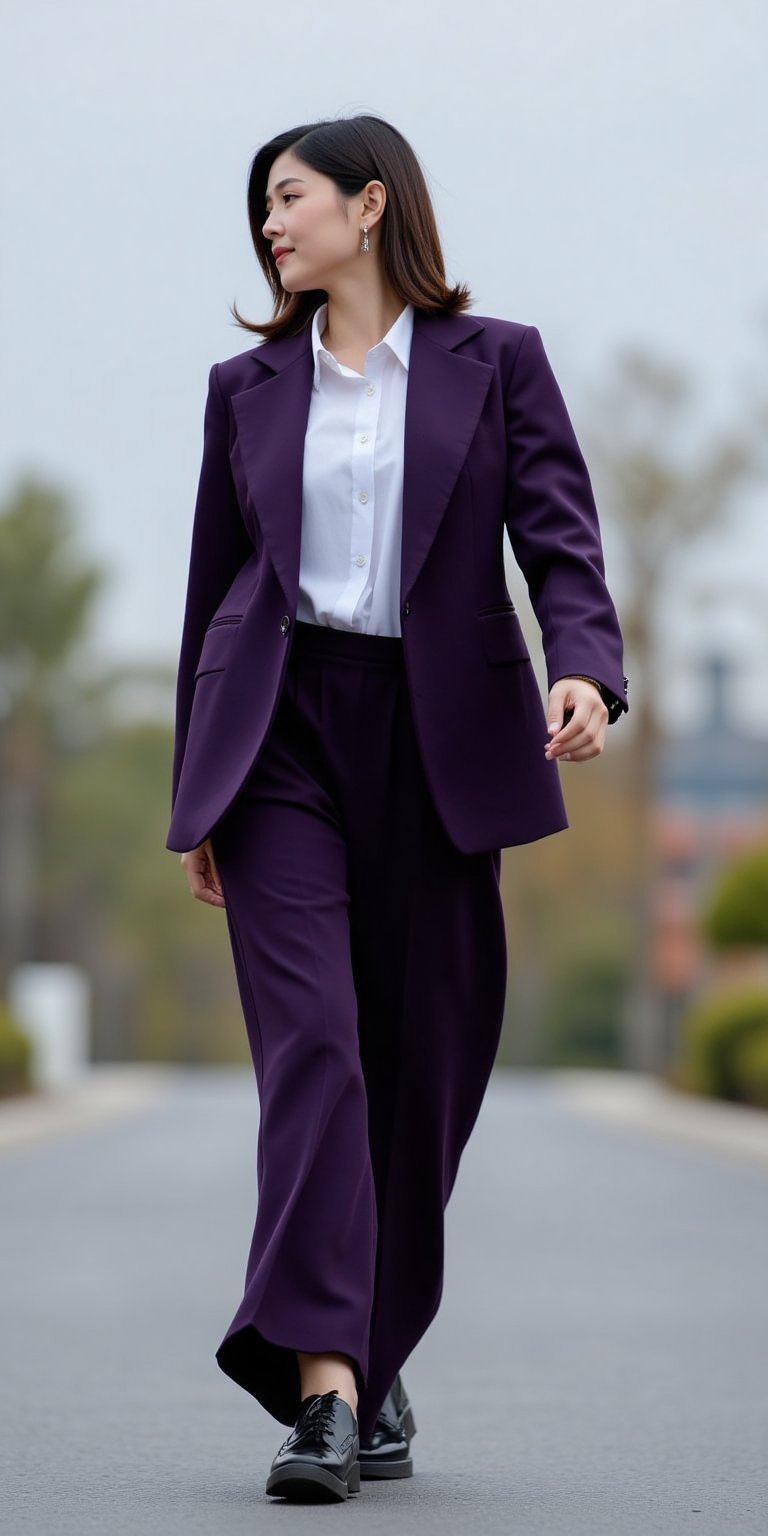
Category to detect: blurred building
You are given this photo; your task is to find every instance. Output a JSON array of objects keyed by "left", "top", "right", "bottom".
[{"left": 653, "top": 653, "right": 768, "bottom": 1052}]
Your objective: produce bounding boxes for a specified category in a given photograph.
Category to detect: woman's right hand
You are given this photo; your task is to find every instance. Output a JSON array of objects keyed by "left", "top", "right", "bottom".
[{"left": 180, "top": 838, "right": 226, "bottom": 908}]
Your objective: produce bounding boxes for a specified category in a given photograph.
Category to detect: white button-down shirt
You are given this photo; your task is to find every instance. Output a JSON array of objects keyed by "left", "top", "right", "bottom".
[{"left": 296, "top": 298, "right": 415, "bottom": 636}]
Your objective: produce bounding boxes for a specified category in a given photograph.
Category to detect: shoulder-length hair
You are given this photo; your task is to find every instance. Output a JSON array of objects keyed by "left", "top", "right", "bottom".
[{"left": 230, "top": 114, "right": 474, "bottom": 341}]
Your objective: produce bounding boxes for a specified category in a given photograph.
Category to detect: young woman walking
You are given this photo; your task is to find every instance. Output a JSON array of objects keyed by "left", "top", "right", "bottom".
[{"left": 166, "top": 113, "right": 628, "bottom": 1503}]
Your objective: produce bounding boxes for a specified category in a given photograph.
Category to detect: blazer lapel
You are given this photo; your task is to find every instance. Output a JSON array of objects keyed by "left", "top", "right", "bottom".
[
  {"left": 230, "top": 306, "right": 493, "bottom": 609},
  {"left": 400, "top": 309, "right": 493, "bottom": 597},
  {"left": 231, "top": 329, "right": 314, "bottom": 610}
]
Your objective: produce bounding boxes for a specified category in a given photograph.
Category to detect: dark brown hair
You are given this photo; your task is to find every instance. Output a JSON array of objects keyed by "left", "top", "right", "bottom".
[{"left": 229, "top": 114, "right": 474, "bottom": 340}]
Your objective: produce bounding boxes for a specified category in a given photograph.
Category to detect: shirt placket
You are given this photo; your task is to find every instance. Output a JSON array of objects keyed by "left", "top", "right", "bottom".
[{"left": 333, "top": 352, "right": 384, "bottom": 625}]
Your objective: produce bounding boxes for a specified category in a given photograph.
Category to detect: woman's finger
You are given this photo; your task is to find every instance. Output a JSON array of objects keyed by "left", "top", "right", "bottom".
[
  {"left": 547, "top": 705, "right": 605, "bottom": 757},
  {"left": 550, "top": 717, "right": 600, "bottom": 755},
  {"left": 549, "top": 696, "right": 607, "bottom": 750},
  {"left": 560, "top": 718, "right": 609, "bottom": 761},
  {"left": 181, "top": 842, "right": 226, "bottom": 907},
  {"left": 205, "top": 839, "right": 226, "bottom": 904}
]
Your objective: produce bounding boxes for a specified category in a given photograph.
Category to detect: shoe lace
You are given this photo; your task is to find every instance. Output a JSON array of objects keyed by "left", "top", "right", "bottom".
[{"left": 303, "top": 1389, "right": 342, "bottom": 1443}]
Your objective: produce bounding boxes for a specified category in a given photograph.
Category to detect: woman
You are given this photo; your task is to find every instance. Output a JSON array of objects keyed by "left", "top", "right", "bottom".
[{"left": 166, "top": 114, "right": 628, "bottom": 1503}]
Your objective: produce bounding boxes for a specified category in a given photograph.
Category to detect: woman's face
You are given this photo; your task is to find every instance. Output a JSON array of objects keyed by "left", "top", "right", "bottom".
[{"left": 262, "top": 149, "right": 379, "bottom": 292}]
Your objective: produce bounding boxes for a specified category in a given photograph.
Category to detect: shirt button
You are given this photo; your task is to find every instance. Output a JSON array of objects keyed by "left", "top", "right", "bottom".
[
  {"left": 359, "top": 434, "right": 369, "bottom": 443},
  {"left": 358, "top": 491, "right": 369, "bottom": 504},
  {"left": 366, "top": 384, "right": 375, "bottom": 395},
  {"left": 353, "top": 554, "right": 366, "bottom": 566}
]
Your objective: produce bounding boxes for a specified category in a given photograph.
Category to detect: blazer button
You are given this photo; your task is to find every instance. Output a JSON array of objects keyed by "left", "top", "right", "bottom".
[
  {"left": 280, "top": 614, "right": 291, "bottom": 635},
  {"left": 401, "top": 600, "right": 411, "bottom": 617}
]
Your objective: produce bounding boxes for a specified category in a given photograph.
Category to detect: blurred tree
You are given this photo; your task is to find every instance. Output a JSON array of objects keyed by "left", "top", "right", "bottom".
[
  {"left": 498, "top": 739, "right": 635, "bottom": 1066},
  {"left": 0, "top": 476, "right": 105, "bottom": 992},
  {"left": 585, "top": 347, "right": 760, "bottom": 1071},
  {"left": 45, "top": 717, "right": 246, "bottom": 1062},
  {"left": 0, "top": 474, "right": 242, "bottom": 1063}
]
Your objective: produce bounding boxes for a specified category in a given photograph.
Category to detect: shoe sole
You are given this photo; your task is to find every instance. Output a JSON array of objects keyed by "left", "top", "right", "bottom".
[
  {"left": 265, "top": 1460, "right": 361, "bottom": 1501},
  {"left": 359, "top": 1454, "right": 413, "bottom": 1479}
]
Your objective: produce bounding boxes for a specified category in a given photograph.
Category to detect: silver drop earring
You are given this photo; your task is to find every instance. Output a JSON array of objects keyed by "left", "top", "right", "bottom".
[{"left": 360, "top": 223, "right": 369, "bottom": 253}]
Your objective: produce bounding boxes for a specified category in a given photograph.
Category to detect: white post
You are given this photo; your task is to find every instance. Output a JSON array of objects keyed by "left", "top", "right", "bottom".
[{"left": 7, "top": 964, "right": 91, "bottom": 1090}]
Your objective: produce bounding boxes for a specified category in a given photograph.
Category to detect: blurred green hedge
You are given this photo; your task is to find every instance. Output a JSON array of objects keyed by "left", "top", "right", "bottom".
[
  {"left": 701, "top": 849, "right": 768, "bottom": 949},
  {"left": 678, "top": 985, "right": 768, "bottom": 1107},
  {"left": 541, "top": 947, "right": 625, "bottom": 1067},
  {"left": 0, "top": 1003, "right": 33, "bottom": 1096}
]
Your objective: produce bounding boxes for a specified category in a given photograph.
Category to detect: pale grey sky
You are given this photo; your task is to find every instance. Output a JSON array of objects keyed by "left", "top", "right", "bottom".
[{"left": 2, "top": 0, "right": 766, "bottom": 729}]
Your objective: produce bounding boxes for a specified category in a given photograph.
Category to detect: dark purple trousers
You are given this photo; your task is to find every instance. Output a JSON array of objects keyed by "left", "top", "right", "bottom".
[{"left": 209, "top": 618, "right": 508, "bottom": 1444}]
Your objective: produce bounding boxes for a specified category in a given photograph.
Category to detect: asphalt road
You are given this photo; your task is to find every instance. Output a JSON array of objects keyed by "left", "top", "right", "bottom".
[{"left": 1, "top": 1066, "right": 766, "bottom": 1534}]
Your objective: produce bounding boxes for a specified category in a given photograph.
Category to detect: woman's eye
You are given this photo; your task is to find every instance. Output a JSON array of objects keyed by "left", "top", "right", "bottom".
[{"left": 265, "top": 193, "right": 297, "bottom": 217}]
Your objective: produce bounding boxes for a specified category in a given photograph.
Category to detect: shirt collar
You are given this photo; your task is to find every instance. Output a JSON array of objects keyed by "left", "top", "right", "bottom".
[{"left": 311, "top": 300, "right": 415, "bottom": 391}]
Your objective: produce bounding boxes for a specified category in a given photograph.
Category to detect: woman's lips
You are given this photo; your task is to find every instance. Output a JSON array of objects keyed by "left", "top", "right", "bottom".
[{"left": 275, "top": 249, "right": 293, "bottom": 264}]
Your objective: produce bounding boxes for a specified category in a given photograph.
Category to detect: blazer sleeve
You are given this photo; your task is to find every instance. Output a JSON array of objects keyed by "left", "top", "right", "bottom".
[
  {"left": 170, "top": 362, "right": 254, "bottom": 814},
  {"left": 503, "top": 325, "right": 628, "bottom": 722}
]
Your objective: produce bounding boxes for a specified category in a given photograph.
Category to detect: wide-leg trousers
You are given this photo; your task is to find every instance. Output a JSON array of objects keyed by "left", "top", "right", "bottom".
[{"left": 209, "top": 617, "right": 508, "bottom": 1444}]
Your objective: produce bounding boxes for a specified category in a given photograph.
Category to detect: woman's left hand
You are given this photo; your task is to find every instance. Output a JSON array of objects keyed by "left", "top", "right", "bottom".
[{"left": 544, "top": 678, "right": 609, "bottom": 763}]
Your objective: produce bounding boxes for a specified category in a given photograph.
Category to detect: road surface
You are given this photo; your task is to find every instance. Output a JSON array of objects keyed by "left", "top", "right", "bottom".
[{"left": 1, "top": 1065, "right": 766, "bottom": 1533}]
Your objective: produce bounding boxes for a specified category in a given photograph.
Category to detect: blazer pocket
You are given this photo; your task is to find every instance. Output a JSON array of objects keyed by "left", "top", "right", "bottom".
[
  {"left": 194, "top": 617, "right": 243, "bottom": 679},
  {"left": 477, "top": 607, "right": 531, "bottom": 665}
]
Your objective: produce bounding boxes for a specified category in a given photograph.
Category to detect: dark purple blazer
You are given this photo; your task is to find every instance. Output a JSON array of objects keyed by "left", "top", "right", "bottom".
[{"left": 166, "top": 308, "right": 628, "bottom": 856}]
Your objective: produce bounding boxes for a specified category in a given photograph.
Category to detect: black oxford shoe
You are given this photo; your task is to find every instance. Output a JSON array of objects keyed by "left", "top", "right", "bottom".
[
  {"left": 358, "top": 1372, "right": 416, "bottom": 1478},
  {"left": 265, "top": 1388, "right": 361, "bottom": 1501}
]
